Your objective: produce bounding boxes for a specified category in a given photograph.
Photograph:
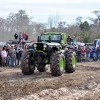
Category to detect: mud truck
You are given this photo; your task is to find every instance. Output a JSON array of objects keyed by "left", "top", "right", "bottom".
[{"left": 20, "top": 32, "right": 77, "bottom": 76}]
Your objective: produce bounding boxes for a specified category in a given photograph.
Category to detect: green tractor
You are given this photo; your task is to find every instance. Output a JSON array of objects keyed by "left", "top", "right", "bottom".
[{"left": 20, "top": 32, "right": 77, "bottom": 76}]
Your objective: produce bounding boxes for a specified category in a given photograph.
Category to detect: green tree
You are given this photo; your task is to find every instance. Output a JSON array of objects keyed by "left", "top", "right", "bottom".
[
  {"left": 96, "top": 34, "right": 100, "bottom": 39},
  {"left": 15, "top": 10, "right": 30, "bottom": 31},
  {"left": 81, "top": 32, "right": 91, "bottom": 43},
  {"left": 79, "top": 21, "right": 90, "bottom": 32},
  {"left": 7, "top": 13, "right": 16, "bottom": 32}
]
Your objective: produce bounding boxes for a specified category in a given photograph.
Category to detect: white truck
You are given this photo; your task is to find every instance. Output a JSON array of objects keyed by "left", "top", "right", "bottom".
[{"left": 93, "top": 39, "right": 100, "bottom": 48}]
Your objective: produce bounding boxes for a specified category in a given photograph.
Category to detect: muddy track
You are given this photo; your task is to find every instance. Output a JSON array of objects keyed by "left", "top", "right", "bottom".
[{"left": 0, "top": 62, "right": 100, "bottom": 100}]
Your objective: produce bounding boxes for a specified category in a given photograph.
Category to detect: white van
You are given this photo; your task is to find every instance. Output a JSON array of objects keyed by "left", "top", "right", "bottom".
[{"left": 93, "top": 39, "right": 100, "bottom": 48}]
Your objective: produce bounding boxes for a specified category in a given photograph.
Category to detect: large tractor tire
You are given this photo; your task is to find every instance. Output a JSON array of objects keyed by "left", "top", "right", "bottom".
[
  {"left": 50, "top": 52, "right": 65, "bottom": 76},
  {"left": 20, "top": 50, "right": 31, "bottom": 61},
  {"left": 20, "top": 50, "right": 35, "bottom": 75},
  {"left": 65, "top": 50, "right": 76, "bottom": 73},
  {"left": 37, "top": 64, "right": 46, "bottom": 72}
]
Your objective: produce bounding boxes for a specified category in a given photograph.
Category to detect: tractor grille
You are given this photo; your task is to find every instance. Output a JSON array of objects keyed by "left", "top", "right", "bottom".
[{"left": 36, "top": 43, "right": 44, "bottom": 51}]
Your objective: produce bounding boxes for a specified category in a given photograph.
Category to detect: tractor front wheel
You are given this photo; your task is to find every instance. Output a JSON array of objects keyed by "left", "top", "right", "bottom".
[
  {"left": 50, "top": 52, "right": 65, "bottom": 76},
  {"left": 20, "top": 50, "right": 35, "bottom": 75}
]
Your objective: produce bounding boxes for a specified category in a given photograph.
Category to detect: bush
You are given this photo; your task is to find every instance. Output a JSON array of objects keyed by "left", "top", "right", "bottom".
[
  {"left": 96, "top": 34, "right": 100, "bottom": 39},
  {"left": 81, "top": 32, "right": 91, "bottom": 43}
]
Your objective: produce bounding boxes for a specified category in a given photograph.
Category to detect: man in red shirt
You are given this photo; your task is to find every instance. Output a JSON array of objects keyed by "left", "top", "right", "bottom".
[
  {"left": 80, "top": 46, "right": 86, "bottom": 62},
  {"left": 67, "top": 35, "right": 72, "bottom": 45}
]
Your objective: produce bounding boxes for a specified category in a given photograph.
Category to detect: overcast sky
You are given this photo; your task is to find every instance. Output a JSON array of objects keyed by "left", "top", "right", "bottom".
[{"left": 0, "top": 0, "right": 100, "bottom": 24}]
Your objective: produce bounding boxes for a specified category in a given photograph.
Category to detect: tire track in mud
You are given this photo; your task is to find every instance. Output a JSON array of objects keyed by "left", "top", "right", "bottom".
[
  {"left": 0, "top": 62, "right": 100, "bottom": 100},
  {"left": 0, "top": 71, "right": 98, "bottom": 100},
  {"left": 77, "top": 64, "right": 100, "bottom": 71}
]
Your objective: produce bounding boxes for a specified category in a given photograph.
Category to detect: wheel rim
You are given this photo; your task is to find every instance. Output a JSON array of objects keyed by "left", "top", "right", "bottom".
[
  {"left": 59, "top": 58, "right": 64, "bottom": 69},
  {"left": 72, "top": 56, "right": 76, "bottom": 68}
]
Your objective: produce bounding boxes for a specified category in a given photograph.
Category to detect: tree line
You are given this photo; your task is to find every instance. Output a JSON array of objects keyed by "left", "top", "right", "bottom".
[{"left": 0, "top": 10, "right": 100, "bottom": 43}]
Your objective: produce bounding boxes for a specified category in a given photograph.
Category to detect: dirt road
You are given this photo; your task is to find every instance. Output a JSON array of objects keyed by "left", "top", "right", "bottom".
[{"left": 0, "top": 62, "right": 100, "bottom": 100}]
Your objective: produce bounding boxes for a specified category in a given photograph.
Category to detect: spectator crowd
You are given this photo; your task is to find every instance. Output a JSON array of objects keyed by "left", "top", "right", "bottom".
[
  {"left": 76, "top": 44, "right": 100, "bottom": 62},
  {"left": 0, "top": 31, "right": 30, "bottom": 67},
  {"left": 0, "top": 44, "right": 30, "bottom": 67},
  {"left": 67, "top": 35, "right": 100, "bottom": 62}
]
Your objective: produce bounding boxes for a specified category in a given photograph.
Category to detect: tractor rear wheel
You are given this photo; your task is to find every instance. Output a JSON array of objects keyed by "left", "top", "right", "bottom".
[{"left": 65, "top": 51, "right": 76, "bottom": 73}]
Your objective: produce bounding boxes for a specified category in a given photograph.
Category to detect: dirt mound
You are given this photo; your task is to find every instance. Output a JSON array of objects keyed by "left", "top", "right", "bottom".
[
  {"left": 0, "top": 62, "right": 100, "bottom": 100},
  {"left": 14, "top": 76, "right": 100, "bottom": 100}
]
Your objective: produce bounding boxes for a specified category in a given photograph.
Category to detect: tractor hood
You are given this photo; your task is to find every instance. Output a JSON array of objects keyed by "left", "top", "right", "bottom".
[
  {"left": 33, "top": 42, "right": 61, "bottom": 46},
  {"left": 46, "top": 42, "right": 61, "bottom": 46}
]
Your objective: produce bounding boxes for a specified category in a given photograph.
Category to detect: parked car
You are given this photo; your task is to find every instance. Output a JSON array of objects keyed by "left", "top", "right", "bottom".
[
  {"left": 6, "top": 40, "right": 19, "bottom": 45},
  {"left": 74, "top": 42, "right": 85, "bottom": 47},
  {"left": 0, "top": 42, "right": 6, "bottom": 47},
  {"left": 25, "top": 41, "right": 33, "bottom": 46},
  {"left": 93, "top": 39, "right": 100, "bottom": 49}
]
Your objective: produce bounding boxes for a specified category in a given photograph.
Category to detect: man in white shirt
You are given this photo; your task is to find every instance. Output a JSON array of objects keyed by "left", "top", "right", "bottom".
[{"left": 1, "top": 47, "right": 7, "bottom": 67}]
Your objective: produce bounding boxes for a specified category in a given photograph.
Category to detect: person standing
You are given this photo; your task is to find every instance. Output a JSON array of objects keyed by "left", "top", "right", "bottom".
[
  {"left": 19, "top": 32, "right": 22, "bottom": 43},
  {"left": 24, "top": 45, "right": 28, "bottom": 52},
  {"left": 22, "top": 31, "right": 26, "bottom": 39},
  {"left": 67, "top": 35, "right": 72, "bottom": 45},
  {"left": 6, "top": 45, "right": 11, "bottom": 66},
  {"left": 80, "top": 46, "right": 86, "bottom": 62},
  {"left": 22, "top": 38, "right": 26, "bottom": 49},
  {"left": 14, "top": 32, "right": 18, "bottom": 43},
  {"left": 1, "top": 47, "right": 7, "bottom": 67},
  {"left": 96, "top": 45, "right": 100, "bottom": 61},
  {"left": 72, "top": 36, "right": 76, "bottom": 45},
  {"left": 25, "top": 34, "right": 28, "bottom": 41},
  {"left": 16, "top": 45, "right": 23, "bottom": 66},
  {"left": 0, "top": 46, "right": 2, "bottom": 66},
  {"left": 91, "top": 45, "right": 96, "bottom": 60},
  {"left": 76, "top": 45, "right": 81, "bottom": 62},
  {"left": 9, "top": 45, "right": 16, "bottom": 67},
  {"left": 85, "top": 45, "right": 91, "bottom": 61}
]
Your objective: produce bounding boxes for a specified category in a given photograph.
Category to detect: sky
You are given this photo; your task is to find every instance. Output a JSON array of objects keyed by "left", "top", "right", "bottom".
[{"left": 0, "top": 0, "right": 100, "bottom": 24}]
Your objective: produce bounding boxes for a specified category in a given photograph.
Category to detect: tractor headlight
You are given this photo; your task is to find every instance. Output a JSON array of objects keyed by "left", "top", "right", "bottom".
[
  {"left": 43, "top": 44, "right": 47, "bottom": 48},
  {"left": 34, "top": 44, "right": 37, "bottom": 48}
]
